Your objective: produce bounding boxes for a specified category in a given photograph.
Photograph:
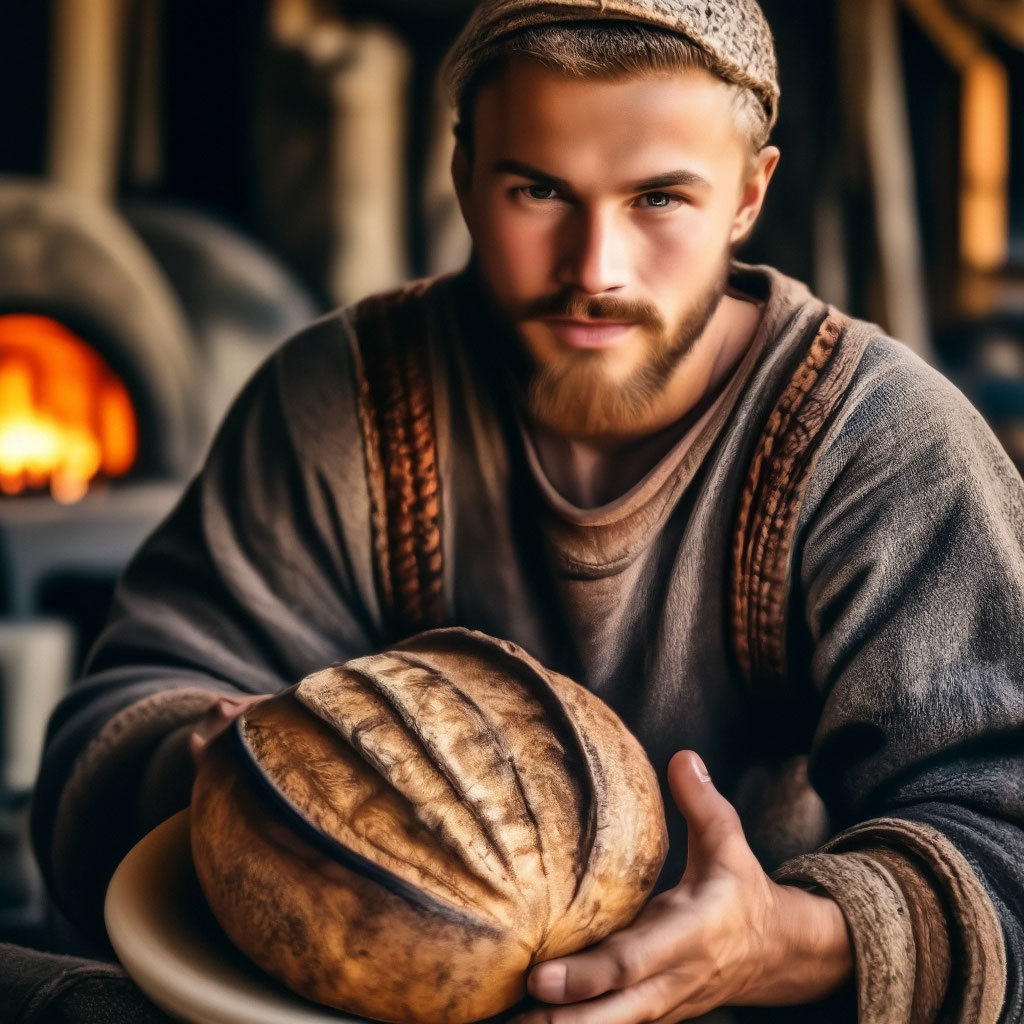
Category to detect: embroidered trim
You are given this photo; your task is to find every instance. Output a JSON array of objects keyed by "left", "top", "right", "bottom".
[
  {"left": 353, "top": 284, "right": 444, "bottom": 637},
  {"left": 778, "top": 816, "right": 1007, "bottom": 1024},
  {"left": 730, "top": 309, "right": 860, "bottom": 693}
]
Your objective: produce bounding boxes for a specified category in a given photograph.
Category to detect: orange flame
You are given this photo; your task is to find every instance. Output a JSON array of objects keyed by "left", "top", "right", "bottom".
[{"left": 0, "top": 315, "right": 137, "bottom": 503}]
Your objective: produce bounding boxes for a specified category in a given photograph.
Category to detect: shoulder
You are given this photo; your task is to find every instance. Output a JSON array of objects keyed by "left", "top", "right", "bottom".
[
  {"left": 272, "top": 273, "right": 461, "bottom": 375},
  {"left": 727, "top": 266, "right": 1007, "bottom": 478},
  {"left": 740, "top": 263, "right": 997, "bottom": 465},
  {"left": 262, "top": 273, "right": 463, "bottom": 432},
  {"left": 800, "top": 324, "right": 1024, "bottom": 530},
  {"left": 830, "top": 329, "right": 1000, "bottom": 465}
]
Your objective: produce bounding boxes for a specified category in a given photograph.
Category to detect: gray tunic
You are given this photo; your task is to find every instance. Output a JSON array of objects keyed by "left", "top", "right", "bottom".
[{"left": 32, "top": 263, "right": 1023, "bottom": 1022}]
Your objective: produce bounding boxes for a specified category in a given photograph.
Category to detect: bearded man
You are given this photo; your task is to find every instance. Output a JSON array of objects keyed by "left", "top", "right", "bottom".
[{"left": 30, "top": 2, "right": 1024, "bottom": 1023}]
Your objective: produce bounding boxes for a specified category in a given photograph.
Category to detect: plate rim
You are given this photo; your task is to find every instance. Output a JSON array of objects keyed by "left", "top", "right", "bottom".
[{"left": 104, "top": 807, "right": 362, "bottom": 1024}]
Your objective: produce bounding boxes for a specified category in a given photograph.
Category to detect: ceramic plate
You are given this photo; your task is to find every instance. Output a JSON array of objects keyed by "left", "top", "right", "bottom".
[{"left": 105, "top": 808, "right": 362, "bottom": 1024}]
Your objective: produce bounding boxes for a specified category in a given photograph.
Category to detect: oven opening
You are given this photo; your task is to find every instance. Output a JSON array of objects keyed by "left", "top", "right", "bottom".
[{"left": 0, "top": 313, "right": 138, "bottom": 503}]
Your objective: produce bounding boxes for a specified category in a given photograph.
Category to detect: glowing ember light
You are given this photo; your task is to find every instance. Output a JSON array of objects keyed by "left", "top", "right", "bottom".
[{"left": 0, "top": 315, "right": 137, "bottom": 502}]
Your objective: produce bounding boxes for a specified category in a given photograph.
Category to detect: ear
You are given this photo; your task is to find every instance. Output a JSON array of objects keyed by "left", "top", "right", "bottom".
[
  {"left": 451, "top": 139, "right": 474, "bottom": 233},
  {"left": 729, "top": 145, "right": 780, "bottom": 246}
]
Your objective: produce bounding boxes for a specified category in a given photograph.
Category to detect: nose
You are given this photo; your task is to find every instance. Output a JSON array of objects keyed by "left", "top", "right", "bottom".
[{"left": 557, "top": 207, "right": 628, "bottom": 295}]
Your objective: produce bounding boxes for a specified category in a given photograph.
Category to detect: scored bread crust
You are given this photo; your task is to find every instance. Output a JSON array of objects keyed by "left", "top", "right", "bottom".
[{"left": 191, "top": 628, "right": 667, "bottom": 1024}]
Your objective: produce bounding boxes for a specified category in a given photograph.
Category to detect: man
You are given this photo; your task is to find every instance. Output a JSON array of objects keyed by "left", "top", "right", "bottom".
[{"left": 30, "top": 1, "right": 1024, "bottom": 1022}]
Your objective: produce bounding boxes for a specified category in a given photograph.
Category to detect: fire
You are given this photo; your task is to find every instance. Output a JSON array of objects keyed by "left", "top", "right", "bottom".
[{"left": 0, "top": 315, "right": 137, "bottom": 503}]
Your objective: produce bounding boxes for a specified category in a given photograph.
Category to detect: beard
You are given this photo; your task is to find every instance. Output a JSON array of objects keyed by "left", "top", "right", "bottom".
[{"left": 519, "top": 256, "right": 731, "bottom": 439}]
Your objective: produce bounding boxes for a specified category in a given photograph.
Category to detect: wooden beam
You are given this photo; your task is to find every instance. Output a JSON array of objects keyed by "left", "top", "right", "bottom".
[
  {"left": 902, "top": 0, "right": 983, "bottom": 68},
  {"left": 957, "top": 0, "right": 1024, "bottom": 49}
]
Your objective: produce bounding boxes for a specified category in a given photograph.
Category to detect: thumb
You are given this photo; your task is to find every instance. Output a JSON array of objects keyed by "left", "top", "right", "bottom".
[{"left": 668, "top": 750, "right": 745, "bottom": 873}]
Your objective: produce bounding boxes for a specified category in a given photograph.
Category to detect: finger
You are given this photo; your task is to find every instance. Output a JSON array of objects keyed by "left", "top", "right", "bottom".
[
  {"left": 210, "top": 694, "right": 253, "bottom": 718},
  {"left": 529, "top": 936, "right": 654, "bottom": 1003},
  {"left": 206, "top": 693, "right": 266, "bottom": 730},
  {"left": 189, "top": 695, "right": 257, "bottom": 764},
  {"left": 666, "top": 751, "right": 745, "bottom": 871},
  {"left": 516, "top": 973, "right": 694, "bottom": 1024},
  {"left": 529, "top": 900, "right": 698, "bottom": 1004}
]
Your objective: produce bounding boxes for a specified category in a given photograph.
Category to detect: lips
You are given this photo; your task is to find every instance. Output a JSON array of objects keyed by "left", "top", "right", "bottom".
[{"left": 540, "top": 318, "right": 635, "bottom": 349}]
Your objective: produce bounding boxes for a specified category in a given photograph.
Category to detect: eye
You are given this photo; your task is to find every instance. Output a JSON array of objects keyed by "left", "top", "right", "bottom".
[
  {"left": 637, "top": 192, "right": 683, "bottom": 210},
  {"left": 520, "top": 184, "right": 559, "bottom": 202}
]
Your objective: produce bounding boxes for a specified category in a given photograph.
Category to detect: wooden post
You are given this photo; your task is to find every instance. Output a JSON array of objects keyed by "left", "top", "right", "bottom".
[
  {"left": 49, "top": 0, "right": 130, "bottom": 202},
  {"left": 128, "top": 0, "right": 165, "bottom": 189},
  {"left": 839, "top": 0, "right": 933, "bottom": 360},
  {"left": 266, "top": 0, "right": 412, "bottom": 303},
  {"left": 902, "top": 0, "right": 1010, "bottom": 312},
  {"left": 327, "top": 23, "right": 411, "bottom": 305}
]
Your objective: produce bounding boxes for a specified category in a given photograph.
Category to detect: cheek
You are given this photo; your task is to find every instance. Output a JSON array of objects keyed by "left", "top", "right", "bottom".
[
  {"left": 631, "top": 213, "right": 731, "bottom": 328},
  {"left": 633, "top": 209, "right": 728, "bottom": 285},
  {"left": 477, "top": 200, "right": 559, "bottom": 294}
]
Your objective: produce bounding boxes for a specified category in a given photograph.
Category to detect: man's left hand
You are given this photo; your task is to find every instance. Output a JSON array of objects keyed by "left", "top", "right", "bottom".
[{"left": 517, "top": 751, "right": 853, "bottom": 1024}]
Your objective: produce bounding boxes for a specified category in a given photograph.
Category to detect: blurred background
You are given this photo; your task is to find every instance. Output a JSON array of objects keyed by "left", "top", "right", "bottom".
[{"left": 0, "top": 0, "right": 1022, "bottom": 952}]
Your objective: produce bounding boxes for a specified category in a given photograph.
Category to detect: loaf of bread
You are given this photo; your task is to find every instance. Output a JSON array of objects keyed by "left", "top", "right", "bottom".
[{"left": 190, "top": 628, "right": 667, "bottom": 1024}]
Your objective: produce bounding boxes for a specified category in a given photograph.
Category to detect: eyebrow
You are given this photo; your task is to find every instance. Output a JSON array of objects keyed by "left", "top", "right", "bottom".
[{"left": 493, "top": 159, "right": 712, "bottom": 194}]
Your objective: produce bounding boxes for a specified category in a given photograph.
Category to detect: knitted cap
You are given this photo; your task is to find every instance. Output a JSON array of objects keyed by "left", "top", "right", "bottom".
[{"left": 445, "top": 0, "right": 779, "bottom": 131}]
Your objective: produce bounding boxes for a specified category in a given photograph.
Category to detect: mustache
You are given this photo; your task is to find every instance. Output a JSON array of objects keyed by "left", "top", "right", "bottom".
[{"left": 518, "top": 290, "right": 665, "bottom": 333}]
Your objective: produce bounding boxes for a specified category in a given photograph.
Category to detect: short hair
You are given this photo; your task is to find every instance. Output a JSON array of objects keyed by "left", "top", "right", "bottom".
[{"left": 452, "top": 22, "right": 772, "bottom": 155}]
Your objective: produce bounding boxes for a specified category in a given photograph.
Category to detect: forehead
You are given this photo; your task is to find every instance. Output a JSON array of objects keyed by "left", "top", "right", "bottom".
[{"left": 472, "top": 57, "right": 747, "bottom": 184}]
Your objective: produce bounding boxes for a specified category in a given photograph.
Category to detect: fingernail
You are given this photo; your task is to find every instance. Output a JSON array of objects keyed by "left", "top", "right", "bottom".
[
  {"left": 693, "top": 755, "right": 712, "bottom": 784},
  {"left": 531, "top": 961, "right": 567, "bottom": 1002}
]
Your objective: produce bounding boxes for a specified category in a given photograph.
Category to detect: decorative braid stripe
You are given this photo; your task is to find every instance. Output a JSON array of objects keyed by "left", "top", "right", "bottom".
[
  {"left": 730, "top": 310, "right": 860, "bottom": 693},
  {"left": 354, "top": 284, "right": 443, "bottom": 638}
]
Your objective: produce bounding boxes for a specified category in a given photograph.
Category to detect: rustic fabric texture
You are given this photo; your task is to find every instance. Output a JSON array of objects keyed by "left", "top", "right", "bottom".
[
  {"left": 730, "top": 310, "right": 858, "bottom": 695},
  {"left": 30, "top": 264, "right": 1024, "bottom": 1023},
  {"left": 776, "top": 816, "right": 1008, "bottom": 1024},
  {"left": 444, "top": 0, "right": 780, "bottom": 128},
  {"left": 48, "top": 686, "right": 226, "bottom": 945},
  {"left": 353, "top": 283, "right": 444, "bottom": 635},
  {"left": 0, "top": 943, "right": 173, "bottom": 1024}
]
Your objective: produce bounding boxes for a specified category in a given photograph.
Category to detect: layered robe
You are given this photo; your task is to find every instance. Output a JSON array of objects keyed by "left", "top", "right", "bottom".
[{"left": 31, "top": 263, "right": 1024, "bottom": 1023}]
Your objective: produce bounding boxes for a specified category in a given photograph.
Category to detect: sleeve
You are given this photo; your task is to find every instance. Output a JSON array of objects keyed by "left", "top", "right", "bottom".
[
  {"left": 30, "top": 312, "right": 386, "bottom": 943},
  {"left": 772, "top": 340, "right": 1023, "bottom": 1024}
]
